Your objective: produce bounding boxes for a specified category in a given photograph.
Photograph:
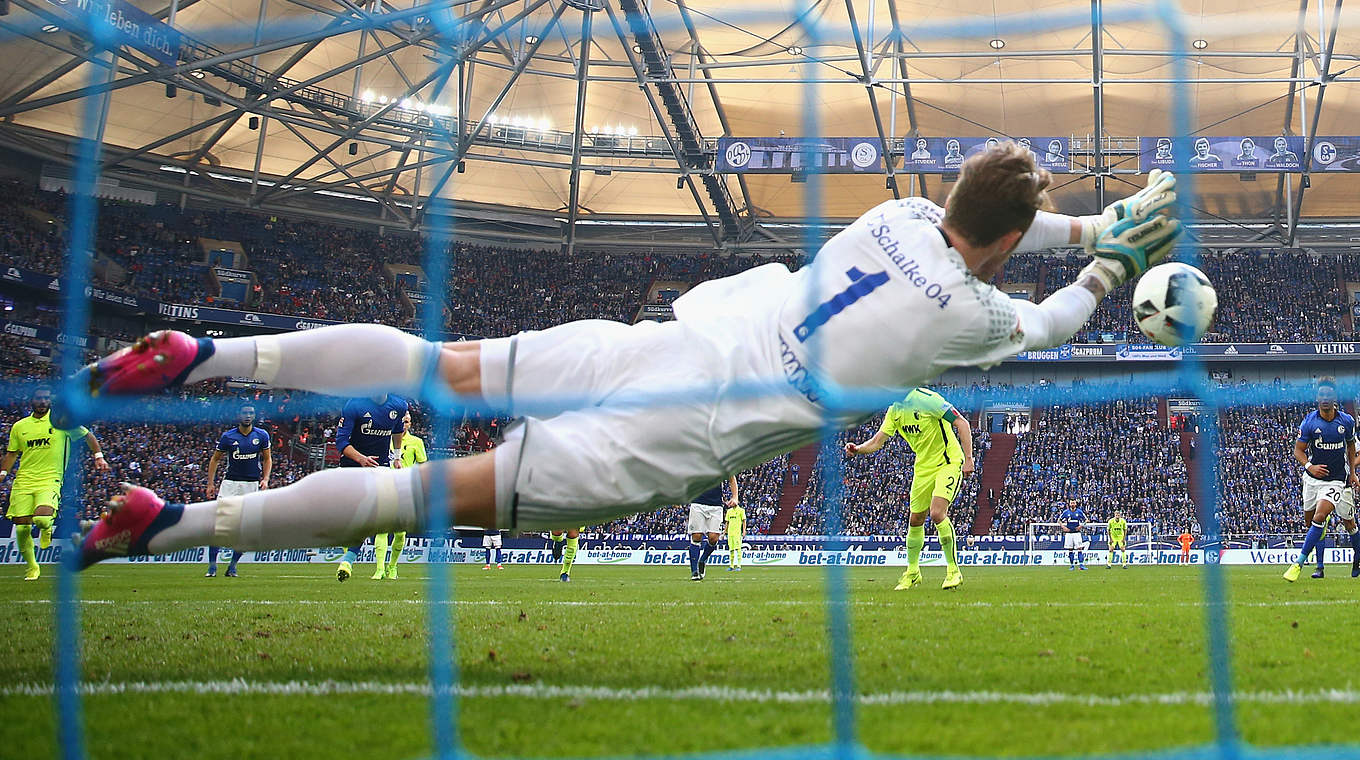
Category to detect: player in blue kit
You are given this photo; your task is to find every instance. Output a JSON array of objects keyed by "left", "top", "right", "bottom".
[
  {"left": 204, "top": 405, "right": 271, "bottom": 577},
  {"left": 1284, "top": 378, "right": 1360, "bottom": 581},
  {"left": 333, "top": 394, "right": 407, "bottom": 582},
  {"left": 1060, "top": 500, "right": 1088, "bottom": 570}
]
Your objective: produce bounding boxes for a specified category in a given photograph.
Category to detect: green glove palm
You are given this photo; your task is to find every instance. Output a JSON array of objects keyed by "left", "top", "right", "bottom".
[
  {"left": 1084, "top": 214, "right": 1184, "bottom": 292},
  {"left": 1080, "top": 169, "right": 1179, "bottom": 251}
]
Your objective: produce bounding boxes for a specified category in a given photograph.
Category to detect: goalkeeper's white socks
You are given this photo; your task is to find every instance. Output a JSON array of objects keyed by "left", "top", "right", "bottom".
[
  {"left": 146, "top": 464, "right": 429, "bottom": 554},
  {"left": 184, "top": 324, "right": 441, "bottom": 398}
]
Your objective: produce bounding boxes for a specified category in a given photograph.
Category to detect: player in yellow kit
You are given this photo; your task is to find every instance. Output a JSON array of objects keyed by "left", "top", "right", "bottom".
[
  {"left": 372, "top": 411, "right": 427, "bottom": 579},
  {"left": 846, "top": 387, "right": 974, "bottom": 591},
  {"left": 725, "top": 498, "right": 746, "bottom": 572},
  {"left": 1106, "top": 511, "right": 1129, "bottom": 568},
  {"left": 1, "top": 387, "right": 110, "bottom": 579}
]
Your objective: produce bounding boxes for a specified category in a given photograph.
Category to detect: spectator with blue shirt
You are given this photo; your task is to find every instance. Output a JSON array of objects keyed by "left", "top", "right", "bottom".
[
  {"left": 204, "top": 405, "right": 271, "bottom": 577},
  {"left": 334, "top": 394, "right": 408, "bottom": 583},
  {"left": 1284, "top": 377, "right": 1360, "bottom": 581}
]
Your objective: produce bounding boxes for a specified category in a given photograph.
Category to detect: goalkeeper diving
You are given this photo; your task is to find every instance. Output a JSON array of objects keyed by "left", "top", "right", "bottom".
[{"left": 65, "top": 145, "right": 1184, "bottom": 568}]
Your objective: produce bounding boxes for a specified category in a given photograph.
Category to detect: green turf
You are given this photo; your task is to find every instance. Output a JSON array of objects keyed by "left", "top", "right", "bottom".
[{"left": 0, "top": 563, "right": 1357, "bottom": 759}]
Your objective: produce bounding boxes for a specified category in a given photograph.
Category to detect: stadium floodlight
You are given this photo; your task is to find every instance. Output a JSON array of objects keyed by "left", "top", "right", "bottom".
[
  {"left": 989, "top": 38, "right": 1005, "bottom": 49},
  {"left": 1192, "top": 38, "right": 1208, "bottom": 49},
  {"left": 41, "top": 23, "right": 59, "bottom": 32},
  {"left": 788, "top": 46, "right": 803, "bottom": 56},
  {"left": 525, "top": 34, "right": 539, "bottom": 44}
]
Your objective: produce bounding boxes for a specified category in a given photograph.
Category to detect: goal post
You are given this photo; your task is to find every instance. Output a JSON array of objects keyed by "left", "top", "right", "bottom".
[{"left": 1025, "top": 522, "right": 1156, "bottom": 564}]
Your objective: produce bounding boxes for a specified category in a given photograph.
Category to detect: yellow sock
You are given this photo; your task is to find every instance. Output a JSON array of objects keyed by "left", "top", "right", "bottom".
[{"left": 16, "top": 527, "right": 37, "bottom": 570}]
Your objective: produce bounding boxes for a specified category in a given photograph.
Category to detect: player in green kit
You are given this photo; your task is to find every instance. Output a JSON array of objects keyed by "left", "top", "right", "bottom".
[
  {"left": 372, "top": 411, "right": 427, "bottom": 579},
  {"left": 846, "top": 387, "right": 974, "bottom": 591},
  {"left": 548, "top": 527, "right": 584, "bottom": 581},
  {"left": 1, "top": 387, "right": 111, "bottom": 580},
  {"left": 725, "top": 498, "right": 746, "bottom": 572},
  {"left": 1106, "top": 511, "right": 1129, "bottom": 568}
]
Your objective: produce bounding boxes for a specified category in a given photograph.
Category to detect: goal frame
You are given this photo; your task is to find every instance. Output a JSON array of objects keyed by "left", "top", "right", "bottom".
[{"left": 1025, "top": 521, "right": 1156, "bottom": 564}]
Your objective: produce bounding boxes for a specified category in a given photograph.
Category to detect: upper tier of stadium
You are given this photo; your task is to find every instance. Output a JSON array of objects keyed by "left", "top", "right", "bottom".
[{"left": 2, "top": 0, "right": 1360, "bottom": 251}]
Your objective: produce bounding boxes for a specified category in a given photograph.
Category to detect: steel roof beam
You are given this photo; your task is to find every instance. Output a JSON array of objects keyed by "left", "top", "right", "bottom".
[{"left": 1288, "top": 0, "right": 1342, "bottom": 244}]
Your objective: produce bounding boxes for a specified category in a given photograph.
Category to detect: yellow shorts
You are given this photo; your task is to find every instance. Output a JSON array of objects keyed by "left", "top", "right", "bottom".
[
  {"left": 908, "top": 463, "right": 963, "bottom": 514},
  {"left": 6, "top": 484, "right": 61, "bottom": 520},
  {"left": 1110, "top": 537, "right": 1126, "bottom": 550}
]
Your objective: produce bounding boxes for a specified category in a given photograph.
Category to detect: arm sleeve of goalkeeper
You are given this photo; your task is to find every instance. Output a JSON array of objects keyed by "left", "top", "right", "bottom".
[{"left": 1012, "top": 283, "right": 1100, "bottom": 351}]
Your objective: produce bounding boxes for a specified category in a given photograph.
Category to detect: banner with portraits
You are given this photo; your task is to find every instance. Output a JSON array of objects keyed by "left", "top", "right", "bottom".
[
  {"left": 900, "top": 136, "right": 1071, "bottom": 174},
  {"left": 1138, "top": 136, "right": 1307, "bottom": 172}
]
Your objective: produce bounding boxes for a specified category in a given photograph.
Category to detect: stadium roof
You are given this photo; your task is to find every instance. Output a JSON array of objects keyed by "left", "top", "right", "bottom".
[{"left": 1, "top": 0, "right": 1358, "bottom": 250}]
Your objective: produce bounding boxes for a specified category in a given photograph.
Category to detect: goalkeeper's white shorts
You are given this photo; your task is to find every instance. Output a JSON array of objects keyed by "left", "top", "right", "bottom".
[
  {"left": 1302, "top": 473, "right": 1356, "bottom": 520},
  {"left": 482, "top": 532, "right": 502, "bottom": 549},
  {"left": 482, "top": 318, "right": 824, "bottom": 531},
  {"left": 1063, "top": 532, "right": 1086, "bottom": 550}
]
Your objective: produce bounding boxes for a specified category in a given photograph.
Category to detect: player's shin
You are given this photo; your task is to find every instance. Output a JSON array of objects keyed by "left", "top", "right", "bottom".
[
  {"left": 936, "top": 517, "right": 959, "bottom": 570},
  {"left": 906, "top": 525, "right": 925, "bottom": 571},
  {"left": 184, "top": 324, "right": 440, "bottom": 398},
  {"left": 688, "top": 541, "right": 701, "bottom": 576},
  {"left": 1297, "top": 521, "right": 1326, "bottom": 567},
  {"left": 374, "top": 532, "right": 389, "bottom": 568},
  {"left": 145, "top": 466, "right": 426, "bottom": 555},
  {"left": 388, "top": 532, "right": 406, "bottom": 575},
  {"left": 15, "top": 527, "right": 37, "bottom": 571},
  {"left": 562, "top": 536, "right": 578, "bottom": 574}
]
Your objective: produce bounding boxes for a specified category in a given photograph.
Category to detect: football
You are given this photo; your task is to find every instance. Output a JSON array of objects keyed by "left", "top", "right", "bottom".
[{"left": 1131, "top": 262, "right": 1218, "bottom": 346}]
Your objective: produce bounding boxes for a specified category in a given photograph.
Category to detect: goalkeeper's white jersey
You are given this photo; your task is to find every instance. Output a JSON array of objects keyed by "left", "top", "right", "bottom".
[{"left": 673, "top": 197, "right": 1024, "bottom": 407}]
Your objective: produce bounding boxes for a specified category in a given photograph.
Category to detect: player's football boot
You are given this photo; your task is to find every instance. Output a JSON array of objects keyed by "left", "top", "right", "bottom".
[
  {"left": 77, "top": 330, "right": 215, "bottom": 397},
  {"left": 1312, "top": 568, "right": 1324, "bottom": 579},
  {"left": 482, "top": 564, "right": 491, "bottom": 570},
  {"left": 894, "top": 568, "right": 923, "bottom": 591},
  {"left": 225, "top": 567, "right": 238, "bottom": 578},
  {"left": 941, "top": 568, "right": 963, "bottom": 591},
  {"left": 496, "top": 564, "right": 504, "bottom": 570},
  {"left": 691, "top": 571, "right": 701, "bottom": 581},
  {"left": 372, "top": 568, "right": 387, "bottom": 580},
  {"left": 205, "top": 566, "right": 217, "bottom": 577},
  {"left": 1283, "top": 563, "right": 1302, "bottom": 582},
  {"left": 560, "top": 572, "right": 571, "bottom": 582},
  {"left": 23, "top": 566, "right": 40, "bottom": 581},
  {"left": 386, "top": 567, "right": 399, "bottom": 580},
  {"left": 1352, "top": 563, "right": 1359, "bottom": 578},
  {"left": 337, "top": 561, "right": 353, "bottom": 583},
  {"left": 726, "top": 566, "right": 736, "bottom": 572},
  {"left": 1078, "top": 564, "right": 1088, "bottom": 570},
  {"left": 77, "top": 484, "right": 181, "bottom": 569}
]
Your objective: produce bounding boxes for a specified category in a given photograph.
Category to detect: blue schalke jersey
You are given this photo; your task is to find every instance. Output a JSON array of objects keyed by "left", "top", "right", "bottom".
[
  {"left": 1298, "top": 409, "right": 1356, "bottom": 483},
  {"left": 336, "top": 396, "right": 408, "bottom": 465},
  {"left": 218, "top": 426, "right": 270, "bottom": 482},
  {"left": 1060, "top": 507, "right": 1086, "bottom": 532}
]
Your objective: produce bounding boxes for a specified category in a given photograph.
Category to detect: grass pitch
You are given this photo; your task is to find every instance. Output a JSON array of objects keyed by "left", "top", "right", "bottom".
[{"left": 0, "top": 562, "right": 1355, "bottom": 759}]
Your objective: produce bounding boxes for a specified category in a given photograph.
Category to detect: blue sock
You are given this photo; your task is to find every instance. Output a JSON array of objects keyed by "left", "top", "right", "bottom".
[
  {"left": 341, "top": 549, "right": 358, "bottom": 564},
  {"left": 688, "top": 542, "right": 701, "bottom": 575},
  {"left": 494, "top": 548, "right": 502, "bottom": 564},
  {"left": 1298, "top": 522, "right": 1325, "bottom": 566},
  {"left": 700, "top": 538, "right": 715, "bottom": 568},
  {"left": 1076, "top": 550, "right": 1085, "bottom": 565},
  {"left": 207, "top": 546, "right": 220, "bottom": 567},
  {"left": 1068, "top": 550, "right": 1075, "bottom": 565}
]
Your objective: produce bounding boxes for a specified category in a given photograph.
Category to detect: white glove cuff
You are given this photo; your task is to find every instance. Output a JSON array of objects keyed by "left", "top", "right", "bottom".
[{"left": 1080, "top": 259, "right": 1124, "bottom": 293}]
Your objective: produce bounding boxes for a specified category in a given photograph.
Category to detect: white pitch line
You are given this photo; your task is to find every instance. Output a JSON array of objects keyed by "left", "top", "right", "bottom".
[
  {"left": 4, "top": 680, "right": 1360, "bottom": 707},
  {"left": 4, "top": 598, "right": 1358, "bottom": 609}
]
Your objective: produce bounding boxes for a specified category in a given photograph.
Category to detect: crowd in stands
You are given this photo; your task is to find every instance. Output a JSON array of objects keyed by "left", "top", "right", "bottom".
[
  {"left": 7, "top": 181, "right": 1359, "bottom": 346},
  {"left": 596, "top": 453, "right": 787, "bottom": 536},
  {"left": 991, "top": 397, "right": 1195, "bottom": 536},
  {"left": 1216, "top": 403, "right": 1313, "bottom": 537}
]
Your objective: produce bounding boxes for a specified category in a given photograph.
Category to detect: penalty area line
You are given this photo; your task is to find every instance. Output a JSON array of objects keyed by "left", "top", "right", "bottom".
[{"left": 5, "top": 680, "right": 1360, "bottom": 707}]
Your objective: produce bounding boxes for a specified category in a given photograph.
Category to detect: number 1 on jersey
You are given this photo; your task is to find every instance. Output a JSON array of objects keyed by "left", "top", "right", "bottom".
[{"left": 794, "top": 267, "right": 890, "bottom": 343}]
